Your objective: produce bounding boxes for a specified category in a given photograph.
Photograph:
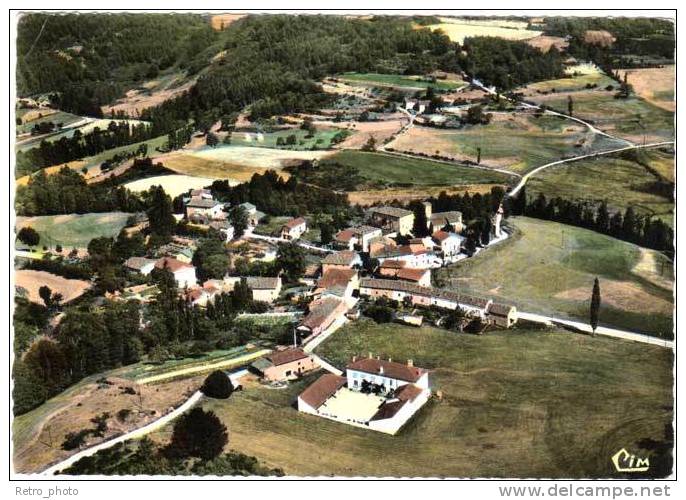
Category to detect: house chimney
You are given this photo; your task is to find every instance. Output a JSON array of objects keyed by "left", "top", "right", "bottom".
[
  {"left": 376, "top": 355, "right": 380, "bottom": 360},
  {"left": 407, "top": 359, "right": 414, "bottom": 367},
  {"left": 368, "top": 352, "right": 373, "bottom": 359},
  {"left": 352, "top": 355, "right": 357, "bottom": 362},
  {"left": 379, "top": 366, "right": 384, "bottom": 375},
  {"left": 388, "top": 357, "right": 392, "bottom": 363}
]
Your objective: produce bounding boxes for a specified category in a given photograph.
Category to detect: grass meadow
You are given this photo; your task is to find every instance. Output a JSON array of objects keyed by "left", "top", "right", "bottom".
[{"left": 437, "top": 217, "right": 673, "bottom": 337}]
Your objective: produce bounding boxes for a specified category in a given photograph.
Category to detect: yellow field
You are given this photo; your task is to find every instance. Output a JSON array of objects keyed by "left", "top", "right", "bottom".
[
  {"left": 427, "top": 17, "right": 542, "bottom": 44},
  {"left": 15, "top": 270, "right": 91, "bottom": 304},
  {"left": 619, "top": 65, "right": 675, "bottom": 112},
  {"left": 158, "top": 152, "right": 291, "bottom": 182},
  {"left": 124, "top": 174, "right": 219, "bottom": 198}
]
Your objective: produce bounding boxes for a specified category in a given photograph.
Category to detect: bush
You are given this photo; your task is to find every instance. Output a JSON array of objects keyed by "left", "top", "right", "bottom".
[{"left": 201, "top": 370, "right": 234, "bottom": 399}]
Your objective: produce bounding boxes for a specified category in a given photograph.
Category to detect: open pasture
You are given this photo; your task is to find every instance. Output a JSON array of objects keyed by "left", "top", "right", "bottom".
[
  {"left": 390, "top": 113, "right": 626, "bottom": 174},
  {"left": 527, "top": 90, "right": 674, "bottom": 143},
  {"left": 527, "top": 149, "right": 675, "bottom": 226},
  {"left": 163, "top": 322, "right": 674, "bottom": 477},
  {"left": 437, "top": 217, "right": 673, "bottom": 337},
  {"left": 16, "top": 212, "right": 131, "bottom": 249},
  {"left": 321, "top": 150, "right": 512, "bottom": 189}
]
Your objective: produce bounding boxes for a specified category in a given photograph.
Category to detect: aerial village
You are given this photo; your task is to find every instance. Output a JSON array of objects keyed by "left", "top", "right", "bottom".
[{"left": 112, "top": 184, "right": 513, "bottom": 434}]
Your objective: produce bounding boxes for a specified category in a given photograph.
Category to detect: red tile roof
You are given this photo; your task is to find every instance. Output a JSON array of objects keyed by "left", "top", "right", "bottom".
[
  {"left": 155, "top": 256, "right": 192, "bottom": 273},
  {"left": 432, "top": 230, "right": 450, "bottom": 242},
  {"left": 335, "top": 229, "right": 356, "bottom": 242},
  {"left": 283, "top": 217, "right": 307, "bottom": 229},
  {"left": 317, "top": 268, "right": 357, "bottom": 290},
  {"left": 299, "top": 374, "right": 346, "bottom": 410},
  {"left": 397, "top": 268, "right": 430, "bottom": 283},
  {"left": 267, "top": 348, "right": 309, "bottom": 366},
  {"left": 347, "top": 358, "right": 426, "bottom": 383}
]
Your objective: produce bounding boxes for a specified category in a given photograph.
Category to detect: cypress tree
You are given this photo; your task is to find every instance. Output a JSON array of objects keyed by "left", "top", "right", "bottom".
[{"left": 590, "top": 277, "right": 601, "bottom": 335}]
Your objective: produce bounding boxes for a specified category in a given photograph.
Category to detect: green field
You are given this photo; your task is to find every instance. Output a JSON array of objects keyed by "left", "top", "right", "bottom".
[
  {"left": 16, "top": 109, "right": 83, "bottom": 135},
  {"left": 16, "top": 212, "right": 131, "bottom": 249},
  {"left": 525, "top": 69, "right": 616, "bottom": 94},
  {"left": 338, "top": 72, "right": 464, "bottom": 90},
  {"left": 394, "top": 114, "right": 628, "bottom": 175},
  {"left": 534, "top": 93, "right": 674, "bottom": 143},
  {"left": 322, "top": 150, "right": 513, "bottom": 189},
  {"left": 169, "top": 322, "right": 673, "bottom": 477},
  {"left": 528, "top": 149, "right": 674, "bottom": 226},
  {"left": 230, "top": 128, "right": 350, "bottom": 151},
  {"left": 437, "top": 217, "right": 673, "bottom": 337}
]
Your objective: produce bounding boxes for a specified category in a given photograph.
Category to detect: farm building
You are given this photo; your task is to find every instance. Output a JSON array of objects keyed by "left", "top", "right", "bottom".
[
  {"left": 368, "top": 206, "right": 415, "bottom": 236},
  {"left": 377, "top": 261, "right": 432, "bottom": 287},
  {"left": 222, "top": 276, "right": 283, "bottom": 303},
  {"left": 297, "top": 356, "right": 431, "bottom": 435},
  {"left": 334, "top": 225, "right": 383, "bottom": 252},
  {"left": 432, "top": 230, "right": 464, "bottom": 260},
  {"left": 123, "top": 256, "right": 156, "bottom": 275},
  {"left": 239, "top": 202, "right": 266, "bottom": 226},
  {"left": 297, "top": 296, "right": 350, "bottom": 341},
  {"left": 315, "top": 268, "right": 359, "bottom": 298},
  {"left": 154, "top": 257, "right": 198, "bottom": 288},
  {"left": 250, "top": 348, "right": 319, "bottom": 382},
  {"left": 185, "top": 196, "right": 224, "bottom": 220},
  {"left": 359, "top": 278, "right": 491, "bottom": 318},
  {"left": 209, "top": 219, "right": 235, "bottom": 242},
  {"left": 429, "top": 210, "right": 463, "bottom": 233},
  {"left": 486, "top": 302, "right": 518, "bottom": 328},
  {"left": 321, "top": 251, "right": 362, "bottom": 273},
  {"left": 281, "top": 217, "right": 308, "bottom": 240},
  {"left": 371, "top": 243, "right": 442, "bottom": 269}
]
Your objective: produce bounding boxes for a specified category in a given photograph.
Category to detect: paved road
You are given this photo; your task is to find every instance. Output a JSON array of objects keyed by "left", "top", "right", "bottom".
[
  {"left": 16, "top": 117, "right": 97, "bottom": 147},
  {"left": 246, "top": 233, "right": 335, "bottom": 253},
  {"left": 508, "top": 141, "right": 675, "bottom": 198},
  {"left": 517, "top": 312, "right": 674, "bottom": 350},
  {"left": 41, "top": 391, "right": 203, "bottom": 476}
]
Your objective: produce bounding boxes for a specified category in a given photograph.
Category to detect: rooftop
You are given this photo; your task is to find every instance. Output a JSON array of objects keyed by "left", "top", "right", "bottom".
[
  {"left": 267, "top": 348, "right": 309, "bottom": 366},
  {"left": 317, "top": 268, "right": 357, "bottom": 290},
  {"left": 283, "top": 217, "right": 307, "bottom": 229},
  {"left": 245, "top": 277, "right": 281, "bottom": 290},
  {"left": 299, "top": 297, "right": 347, "bottom": 331},
  {"left": 347, "top": 357, "right": 427, "bottom": 383},
  {"left": 370, "top": 206, "right": 414, "bottom": 219},
  {"left": 123, "top": 256, "right": 156, "bottom": 270},
  {"left": 187, "top": 197, "right": 221, "bottom": 209},
  {"left": 322, "top": 251, "right": 359, "bottom": 267},
  {"left": 360, "top": 278, "right": 490, "bottom": 309},
  {"left": 299, "top": 374, "right": 347, "bottom": 410},
  {"left": 155, "top": 256, "right": 193, "bottom": 273},
  {"left": 430, "top": 210, "right": 462, "bottom": 224}
]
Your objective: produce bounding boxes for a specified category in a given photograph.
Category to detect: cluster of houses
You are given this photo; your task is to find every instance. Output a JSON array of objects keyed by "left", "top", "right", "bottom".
[{"left": 116, "top": 186, "right": 515, "bottom": 435}]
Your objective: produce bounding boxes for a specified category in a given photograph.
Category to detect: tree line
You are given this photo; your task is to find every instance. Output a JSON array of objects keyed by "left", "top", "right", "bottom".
[{"left": 511, "top": 186, "right": 674, "bottom": 257}]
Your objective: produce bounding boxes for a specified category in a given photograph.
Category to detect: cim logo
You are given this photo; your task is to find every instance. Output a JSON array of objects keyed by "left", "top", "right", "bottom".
[{"left": 612, "top": 448, "right": 650, "bottom": 473}]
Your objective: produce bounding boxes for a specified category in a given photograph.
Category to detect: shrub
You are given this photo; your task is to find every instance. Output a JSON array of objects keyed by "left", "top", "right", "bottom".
[{"left": 201, "top": 370, "right": 234, "bottom": 399}]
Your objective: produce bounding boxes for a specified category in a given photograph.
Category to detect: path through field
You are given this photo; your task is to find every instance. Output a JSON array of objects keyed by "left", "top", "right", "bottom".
[
  {"left": 40, "top": 391, "right": 203, "bottom": 476},
  {"left": 517, "top": 312, "right": 674, "bottom": 350},
  {"left": 507, "top": 141, "right": 675, "bottom": 197}
]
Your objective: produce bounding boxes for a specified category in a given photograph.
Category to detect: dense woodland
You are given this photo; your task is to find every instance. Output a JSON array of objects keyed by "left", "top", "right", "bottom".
[{"left": 17, "top": 13, "right": 220, "bottom": 115}]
